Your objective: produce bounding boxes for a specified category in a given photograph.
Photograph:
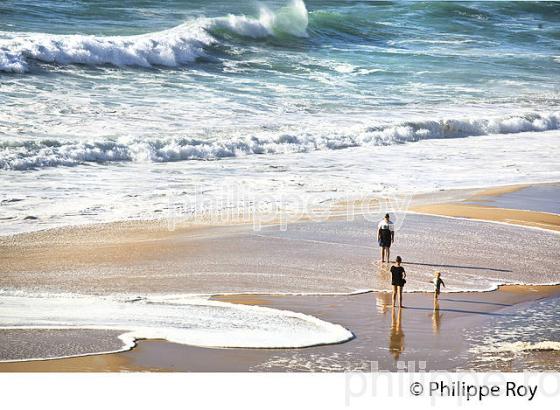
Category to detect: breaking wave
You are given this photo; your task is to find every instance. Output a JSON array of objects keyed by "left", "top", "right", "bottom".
[
  {"left": 0, "top": 0, "right": 308, "bottom": 73},
  {"left": 1, "top": 111, "right": 559, "bottom": 170}
]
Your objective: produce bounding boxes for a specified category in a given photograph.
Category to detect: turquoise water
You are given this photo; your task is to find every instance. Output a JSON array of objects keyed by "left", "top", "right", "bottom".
[
  {"left": 1, "top": 1, "right": 559, "bottom": 233},
  {"left": 2, "top": 1, "right": 559, "bottom": 149}
]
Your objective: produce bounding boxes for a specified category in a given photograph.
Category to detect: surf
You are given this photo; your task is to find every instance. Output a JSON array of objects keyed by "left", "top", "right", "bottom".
[
  {"left": 2, "top": 111, "right": 559, "bottom": 170},
  {"left": 0, "top": 0, "right": 309, "bottom": 73}
]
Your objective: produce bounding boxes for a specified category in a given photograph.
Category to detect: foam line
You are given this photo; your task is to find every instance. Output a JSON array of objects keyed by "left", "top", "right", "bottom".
[
  {"left": 1, "top": 111, "right": 558, "bottom": 170},
  {"left": 0, "top": 292, "right": 354, "bottom": 362}
]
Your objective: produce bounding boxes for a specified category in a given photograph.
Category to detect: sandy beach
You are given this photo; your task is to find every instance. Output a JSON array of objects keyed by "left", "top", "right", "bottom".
[
  {"left": 0, "top": 182, "right": 559, "bottom": 372},
  {"left": 411, "top": 183, "right": 560, "bottom": 232}
]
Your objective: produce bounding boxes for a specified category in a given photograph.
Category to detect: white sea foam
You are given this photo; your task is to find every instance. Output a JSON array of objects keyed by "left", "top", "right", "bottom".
[
  {"left": 1, "top": 111, "right": 558, "bottom": 170},
  {"left": 0, "top": 292, "right": 353, "bottom": 359},
  {"left": 214, "top": 0, "right": 308, "bottom": 38},
  {"left": 490, "top": 341, "right": 560, "bottom": 353},
  {"left": 469, "top": 339, "right": 560, "bottom": 356},
  {"left": 0, "top": 21, "right": 215, "bottom": 73},
  {"left": 464, "top": 295, "right": 560, "bottom": 370},
  {"left": 0, "top": 0, "right": 308, "bottom": 73}
]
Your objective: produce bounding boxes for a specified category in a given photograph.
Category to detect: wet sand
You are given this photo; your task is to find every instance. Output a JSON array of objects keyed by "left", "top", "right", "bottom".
[
  {"left": 464, "top": 183, "right": 559, "bottom": 214},
  {"left": 1, "top": 182, "right": 559, "bottom": 371},
  {"left": 0, "top": 328, "right": 128, "bottom": 362},
  {"left": 2, "top": 285, "right": 558, "bottom": 372},
  {"left": 411, "top": 183, "right": 560, "bottom": 231},
  {"left": 2, "top": 212, "right": 559, "bottom": 295},
  {"left": 0, "top": 347, "right": 148, "bottom": 372}
]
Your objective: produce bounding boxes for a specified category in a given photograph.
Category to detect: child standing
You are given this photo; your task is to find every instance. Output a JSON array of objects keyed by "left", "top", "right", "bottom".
[{"left": 432, "top": 271, "right": 445, "bottom": 299}]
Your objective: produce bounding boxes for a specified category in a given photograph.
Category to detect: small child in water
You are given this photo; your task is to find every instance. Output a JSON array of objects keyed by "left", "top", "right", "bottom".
[{"left": 432, "top": 271, "right": 445, "bottom": 299}]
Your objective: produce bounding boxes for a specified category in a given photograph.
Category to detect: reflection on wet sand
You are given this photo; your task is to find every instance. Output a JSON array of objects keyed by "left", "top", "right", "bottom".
[
  {"left": 376, "top": 292, "right": 393, "bottom": 314},
  {"left": 374, "top": 263, "right": 392, "bottom": 315},
  {"left": 377, "top": 262, "right": 390, "bottom": 279},
  {"left": 389, "top": 307, "right": 405, "bottom": 360},
  {"left": 432, "top": 299, "right": 442, "bottom": 335}
]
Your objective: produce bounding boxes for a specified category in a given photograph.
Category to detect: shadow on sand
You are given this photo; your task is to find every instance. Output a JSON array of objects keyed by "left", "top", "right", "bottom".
[
  {"left": 405, "top": 261, "right": 512, "bottom": 273},
  {"left": 402, "top": 306, "right": 514, "bottom": 316},
  {"left": 438, "top": 298, "right": 511, "bottom": 307}
]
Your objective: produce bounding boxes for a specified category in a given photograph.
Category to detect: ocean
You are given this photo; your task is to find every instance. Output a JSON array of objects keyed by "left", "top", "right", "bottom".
[{"left": 1, "top": 0, "right": 560, "bottom": 235}]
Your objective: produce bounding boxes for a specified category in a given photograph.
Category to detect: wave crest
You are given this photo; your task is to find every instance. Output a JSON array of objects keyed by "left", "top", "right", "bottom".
[
  {"left": 0, "top": 0, "right": 308, "bottom": 73},
  {"left": 0, "top": 21, "right": 215, "bottom": 73},
  {"left": 213, "top": 0, "right": 308, "bottom": 39},
  {"left": 1, "top": 111, "right": 559, "bottom": 171}
]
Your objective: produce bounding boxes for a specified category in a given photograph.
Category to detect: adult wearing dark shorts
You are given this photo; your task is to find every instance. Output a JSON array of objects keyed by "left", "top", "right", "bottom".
[
  {"left": 390, "top": 256, "right": 406, "bottom": 308},
  {"left": 377, "top": 213, "right": 394, "bottom": 263}
]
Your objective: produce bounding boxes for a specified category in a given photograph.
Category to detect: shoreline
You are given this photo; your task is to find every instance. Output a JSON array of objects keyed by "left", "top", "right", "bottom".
[
  {"left": 1, "top": 282, "right": 558, "bottom": 364},
  {"left": 2, "top": 180, "right": 559, "bottom": 240},
  {"left": 1, "top": 284, "right": 559, "bottom": 372},
  {"left": 407, "top": 210, "right": 560, "bottom": 235},
  {"left": 410, "top": 182, "right": 560, "bottom": 232}
]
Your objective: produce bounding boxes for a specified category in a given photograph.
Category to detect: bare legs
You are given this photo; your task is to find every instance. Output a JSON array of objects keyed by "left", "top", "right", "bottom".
[
  {"left": 392, "top": 285, "right": 404, "bottom": 308},
  {"left": 380, "top": 246, "right": 390, "bottom": 263}
]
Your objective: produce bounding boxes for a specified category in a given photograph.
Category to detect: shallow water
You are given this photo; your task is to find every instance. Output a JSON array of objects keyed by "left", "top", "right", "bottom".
[
  {"left": 465, "top": 184, "right": 560, "bottom": 214},
  {"left": 3, "top": 214, "right": 559, "bottom": 295},
  {"left": 0, "top": 292, "right": 353, "bottom": 361},
  {"left": 462, "top": 295, "right": 560, "bottom": 371}
]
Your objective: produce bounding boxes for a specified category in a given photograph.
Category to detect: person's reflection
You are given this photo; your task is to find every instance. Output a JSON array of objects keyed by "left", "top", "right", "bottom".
[
  {"left": 376, "top": 292, "right": 393, "bottom": 314},
  {"left": 432, "top": 298, "right": 442, "bottom": 335},
  {"left": 373, "top": 263, "right": 390, "bottom": 291},
  {"left": 389, "top": 306, "right": 405, "bottom": 360},
  {"left": 378, "top": 262, "right": 390, "bottom": 281}
]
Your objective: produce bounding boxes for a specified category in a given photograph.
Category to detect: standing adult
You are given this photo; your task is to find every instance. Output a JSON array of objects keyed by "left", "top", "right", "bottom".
[{"left": 377, "top": 213, "right": 394, "bottom": 263}]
